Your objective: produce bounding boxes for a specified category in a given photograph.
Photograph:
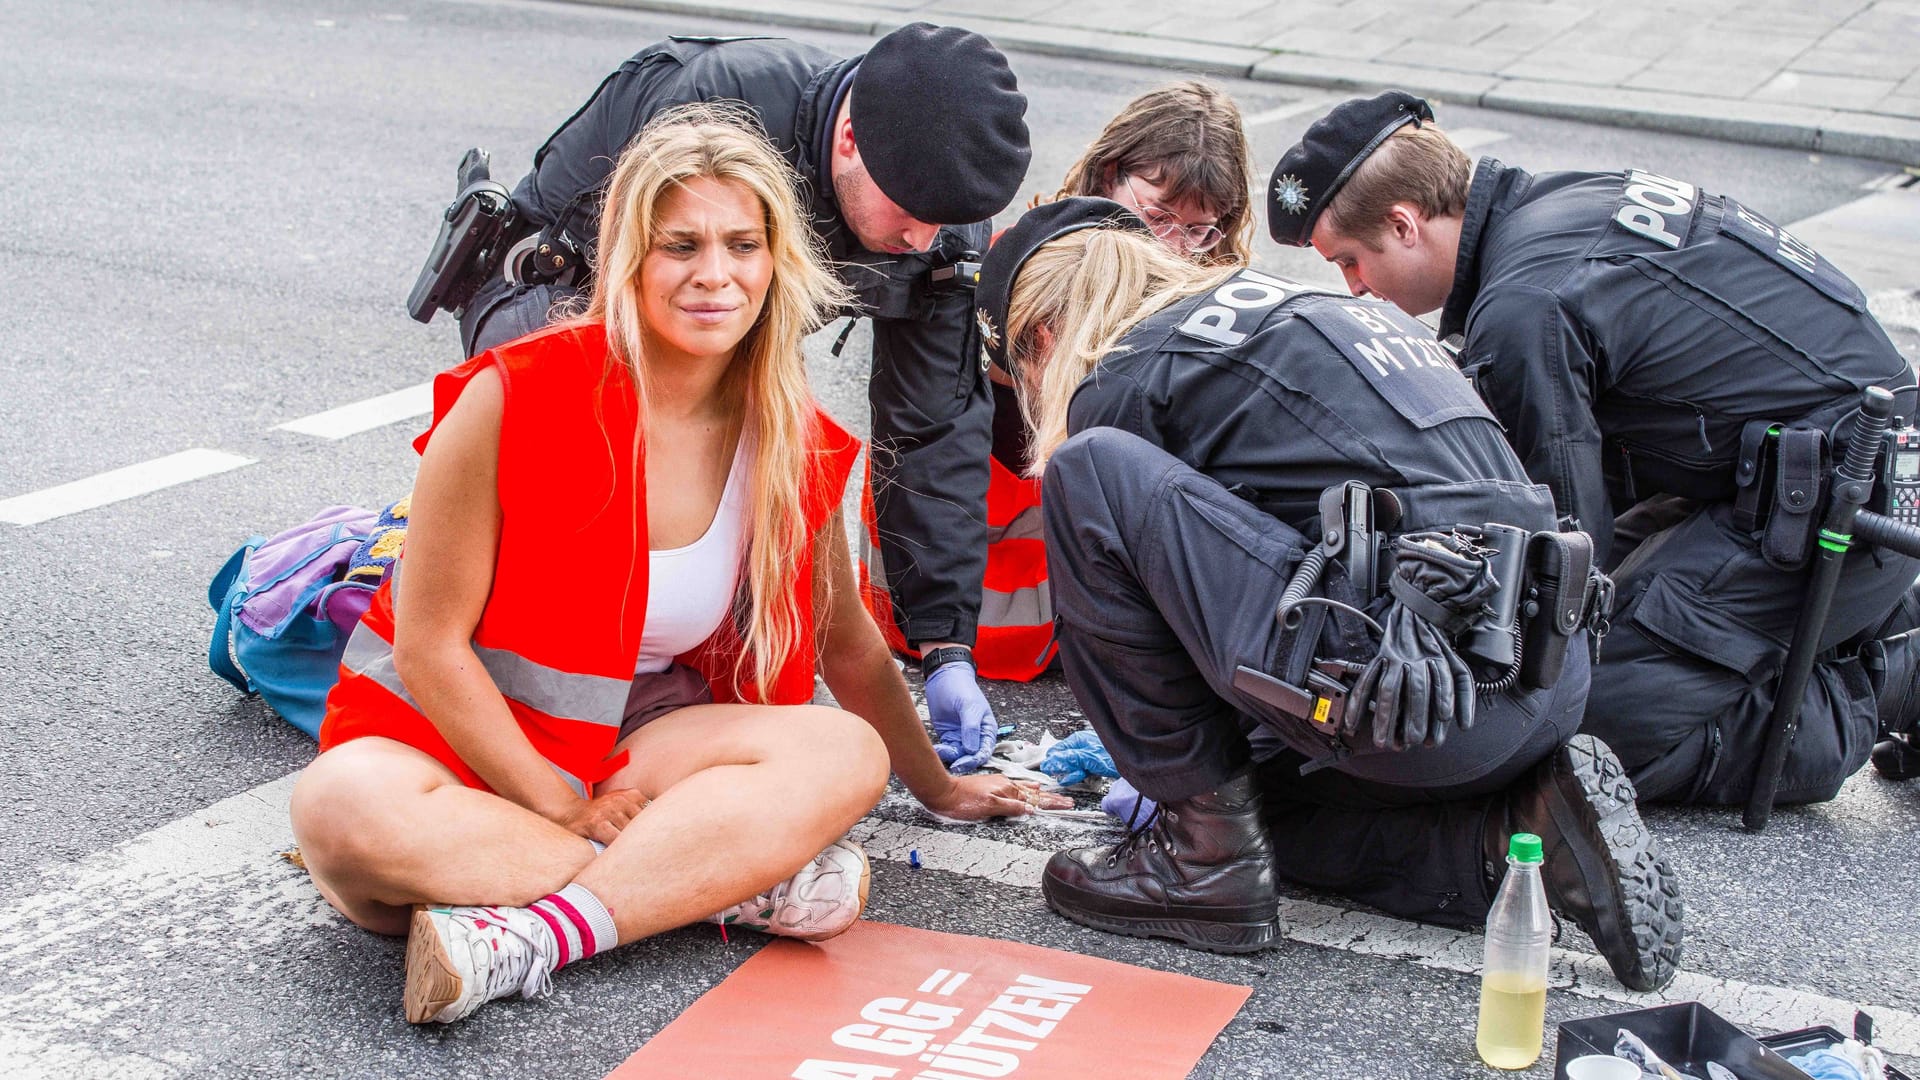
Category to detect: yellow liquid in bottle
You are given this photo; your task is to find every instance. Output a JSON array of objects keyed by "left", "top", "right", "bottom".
[{"left": 1475, "top": 969, "right": 1548, "bottom": 1069}]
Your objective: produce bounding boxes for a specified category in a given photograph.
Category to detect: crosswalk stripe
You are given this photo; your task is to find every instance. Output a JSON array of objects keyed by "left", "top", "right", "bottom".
[
  {"left": 0, "top": 449, "right": 254, "bottom": 526},
  {"left": 273, "top": 383, "right": 433, "bottom": 440},
  {"left": 3, "top": 773, "right": 1909, "bottom": 1066},
  {"left": 845, "top": 814, "right": 1920, "bottom": 1058}
]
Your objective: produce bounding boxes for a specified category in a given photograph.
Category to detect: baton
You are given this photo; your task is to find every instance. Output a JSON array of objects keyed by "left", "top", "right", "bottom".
[{"left": 1745, "top": 387, "right": 1896, "bottom": 830}]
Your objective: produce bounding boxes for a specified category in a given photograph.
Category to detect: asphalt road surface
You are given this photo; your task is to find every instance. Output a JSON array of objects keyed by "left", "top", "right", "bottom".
[{"left": 2, "top": 0, "right": 1917, "bottom": 1077}]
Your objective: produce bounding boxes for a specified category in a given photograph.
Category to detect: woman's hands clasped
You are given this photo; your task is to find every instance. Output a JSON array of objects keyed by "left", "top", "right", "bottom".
[{"left": 551, "top": 788, "right": 652, "bottom": 846}]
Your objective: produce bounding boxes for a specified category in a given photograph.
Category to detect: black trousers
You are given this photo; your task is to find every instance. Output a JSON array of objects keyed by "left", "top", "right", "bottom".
[
  {"left": 1588, "top": 499, "right": 1920, "bottom": 804},
  {"left": 459, "top": 280, "right": 579, "bottom": 358},
  {"left": 1042, "top": 429, "right": 1589, "bottom": 926}
]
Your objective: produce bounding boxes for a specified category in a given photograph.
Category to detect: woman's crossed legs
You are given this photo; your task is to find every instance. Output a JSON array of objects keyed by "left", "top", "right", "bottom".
[{"left": 290, "top": 702, "right": 889, "bottom": 1020}]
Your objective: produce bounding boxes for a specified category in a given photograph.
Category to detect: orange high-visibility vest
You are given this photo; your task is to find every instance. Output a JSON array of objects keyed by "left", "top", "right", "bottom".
[
  {"left": 320, "top": 322, "right": 859, "bottom": 794},
  {"left": 858, "top": 452, "right": 1056, "bottom": 682}
]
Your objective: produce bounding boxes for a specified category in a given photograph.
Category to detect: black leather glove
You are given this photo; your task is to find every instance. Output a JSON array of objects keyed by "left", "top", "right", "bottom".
[{"left": 1343, "top": 532, "right": 1497, "bottom": 750}]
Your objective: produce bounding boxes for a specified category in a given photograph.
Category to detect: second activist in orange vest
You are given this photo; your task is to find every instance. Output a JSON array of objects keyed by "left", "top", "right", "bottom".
[
  {"left": 859, "top": 82, "right": 1255, "bottom": 681},
  {"left": 321, "top": 322, "right": 858, "bottom": 791}
]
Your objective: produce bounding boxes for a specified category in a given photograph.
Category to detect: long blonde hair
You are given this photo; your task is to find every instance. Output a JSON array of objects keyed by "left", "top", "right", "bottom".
[
  {"left": 1055, "top": 81, "right": 1254, "bottom": 266},
  {"left": 584, "top": 103, "right": 851, "bottom": 700},
  {"left": 1011, "top": 227, "right": 1231, "bottom": 474}
]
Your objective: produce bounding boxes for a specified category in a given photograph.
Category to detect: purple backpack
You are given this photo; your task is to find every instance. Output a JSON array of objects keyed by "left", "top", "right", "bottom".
[{"left": 207, "top": 506, "right": 382, "bottom": 738}]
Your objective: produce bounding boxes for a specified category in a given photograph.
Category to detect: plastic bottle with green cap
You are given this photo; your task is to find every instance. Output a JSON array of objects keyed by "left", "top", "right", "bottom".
[{"left": 1476, "top": 832, "right": 1552, "bottom": 1069}]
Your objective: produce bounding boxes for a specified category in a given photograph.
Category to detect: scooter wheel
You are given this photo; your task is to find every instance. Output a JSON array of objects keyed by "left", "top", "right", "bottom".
[{"left": 1870, "top": 736, "right": 1920, "bottom": 781}]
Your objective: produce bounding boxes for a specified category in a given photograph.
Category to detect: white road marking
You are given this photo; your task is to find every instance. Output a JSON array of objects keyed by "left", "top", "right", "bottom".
[
  {"left": 1242, "top": 96, "right": 1342, "bottom": 128},
  {"left": 0, "top": 777, "right": 1916, "bottom": 1069},
  {"left": 845, "top": 816, "right": 1920, "bottom": 1057},
  {"left": 1449, "top": 127, "right": 1512, "bottom": 151},
  {"left": 273, "top": 383, "right": 433, "bottom": 440},
  {"left": 1861, "top": 171, "right": 1919, "bottom": 192},
  {"left": 0, "top": 449, "right": 254, "bottom": 526}
]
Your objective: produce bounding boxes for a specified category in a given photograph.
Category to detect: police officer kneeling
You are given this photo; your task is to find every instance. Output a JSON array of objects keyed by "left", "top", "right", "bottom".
[
  {"left": 975, "top": 198, "right": 1683, "bottom": 991},
  {"left": 1272, "top": 93, "right": 1920, "bottom": 807}
]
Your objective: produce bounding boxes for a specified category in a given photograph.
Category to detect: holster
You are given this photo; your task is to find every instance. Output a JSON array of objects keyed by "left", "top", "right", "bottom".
[{"left": 1733, "top": 420, "right": 1828, "bottom": 570}]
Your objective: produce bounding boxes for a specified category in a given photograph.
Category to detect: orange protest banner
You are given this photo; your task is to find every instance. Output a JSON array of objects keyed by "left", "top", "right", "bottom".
[{"left": 607, "top": 921, "right": 1251, "bottom": 1080}]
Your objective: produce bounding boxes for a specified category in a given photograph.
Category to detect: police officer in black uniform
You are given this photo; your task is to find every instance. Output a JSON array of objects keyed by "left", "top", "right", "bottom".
[
  {"left": 975, "top": 195, "right": 1683, "bottom": 991},
  {"left": 1274, "top": 92, "right": 1920, "bottom": 807},
  {"left": 425, "top": 25, "right": 1030, "bottom": 747}
]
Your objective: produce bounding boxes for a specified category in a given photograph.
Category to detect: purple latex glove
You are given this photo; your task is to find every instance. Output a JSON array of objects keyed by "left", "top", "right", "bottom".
[
  {"left": 925, "top": 660, "right": 997, "bottom": 775},
  {"left": 1101, "top": 776, "right": 1158, "bottom": 826}
]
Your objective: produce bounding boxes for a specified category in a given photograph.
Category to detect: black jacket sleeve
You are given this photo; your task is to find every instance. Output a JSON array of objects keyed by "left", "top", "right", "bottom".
[
  {"left": 1465, "top": 284, "right": 1614, "bottom": 561},
  {"left": 513, "top": 49, "right": 700, "bottom": 234},
  {"left": 865, "top": 223, "right": 994, "bottom": 647}
]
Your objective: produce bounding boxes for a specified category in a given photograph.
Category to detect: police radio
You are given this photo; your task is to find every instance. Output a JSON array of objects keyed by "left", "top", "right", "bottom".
[{"left": 1886, "top": 418, "right": 1920, "bottom": 529}]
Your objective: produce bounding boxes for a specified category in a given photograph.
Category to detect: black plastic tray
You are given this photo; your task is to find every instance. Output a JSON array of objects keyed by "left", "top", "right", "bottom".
[
  {"left": 1760, "top": 1024, "right": 1913, "bottom": 1080},
  {"left": 1555, "top": 1003, "right": 1812, "bottom": 1080}
]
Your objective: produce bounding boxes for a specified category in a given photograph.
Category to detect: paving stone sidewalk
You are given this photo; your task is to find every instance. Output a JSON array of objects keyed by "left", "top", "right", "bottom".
[{"left": 585, "top": 0, "right": 1920, "bottom": 162}]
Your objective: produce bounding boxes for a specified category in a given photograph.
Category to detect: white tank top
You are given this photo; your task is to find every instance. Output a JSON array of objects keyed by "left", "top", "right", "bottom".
[{"left": 635, "top": 442, "right": 748, "bottom": 675}]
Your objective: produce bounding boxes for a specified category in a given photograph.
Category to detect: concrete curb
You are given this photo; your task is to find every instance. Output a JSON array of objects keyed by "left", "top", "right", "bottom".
[{"left": 569, "top": 0, "right": 1920, "bottom": 164}]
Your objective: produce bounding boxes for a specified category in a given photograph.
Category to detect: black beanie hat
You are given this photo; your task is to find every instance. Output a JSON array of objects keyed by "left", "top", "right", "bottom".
[
  {"left": 974, "top": 197, "right": 1152, "bottom": 375},
  {"left": 1267, "top": 90, "right": 1434, "bottom": 246},
  {"left": 852, "top": 23, "right": 1031, "bottom": 224}
]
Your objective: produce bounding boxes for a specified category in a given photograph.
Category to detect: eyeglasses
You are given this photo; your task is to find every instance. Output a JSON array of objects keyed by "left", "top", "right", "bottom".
[{"left": 1121, "top": 175, "right": 1225, "bottom": 254}]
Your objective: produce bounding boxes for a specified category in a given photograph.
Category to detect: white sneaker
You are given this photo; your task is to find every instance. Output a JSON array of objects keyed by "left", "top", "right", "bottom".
[
  {"left": 404, "top": 904, "right": 559, "bottom": 1024},
  {"left": 708, "top": 838, "right": 871, "bottom": 942}
]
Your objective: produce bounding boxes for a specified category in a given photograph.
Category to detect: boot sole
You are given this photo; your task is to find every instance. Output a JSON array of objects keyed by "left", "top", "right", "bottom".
[
  {"left": 1041, "top": 875, "right": 1278, "bottom": 955},
  {"left": 403, "top": 906, "right": 463, "bottom": 1024},
  {"left": 1554, "top": 736, "right": 1684, "bottom": 992}
]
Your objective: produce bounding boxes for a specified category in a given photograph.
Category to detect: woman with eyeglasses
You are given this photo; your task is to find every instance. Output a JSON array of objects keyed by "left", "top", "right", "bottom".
[
  {"left": 857, "top": 82, "right": 1257, "bottom": 691},
  {"left": 1056, "top": 81, "right": 1254, "bottom": 265}
]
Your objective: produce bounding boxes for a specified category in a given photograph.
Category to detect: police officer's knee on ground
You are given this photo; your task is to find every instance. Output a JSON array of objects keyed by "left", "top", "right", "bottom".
[
  {"left": 974, "top": 197, "right": 1683, "bottom": 992},
  {"left": 1272, "top": 92, "right": 1920, "bottom": 807}
]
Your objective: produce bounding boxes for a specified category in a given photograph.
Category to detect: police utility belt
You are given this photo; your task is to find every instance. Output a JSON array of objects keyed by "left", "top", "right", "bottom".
[
  {"left": 1232, "top": 482, "right": 1611, "bottom": 764},
  {"left": 403, "top": 147, "right": 988, "bottom": 328}
]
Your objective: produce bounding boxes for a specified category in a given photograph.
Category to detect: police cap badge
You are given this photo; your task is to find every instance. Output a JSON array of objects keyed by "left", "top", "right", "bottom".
[{"left": 1267, "top": 90, "right": 1434, "bottom": 247}]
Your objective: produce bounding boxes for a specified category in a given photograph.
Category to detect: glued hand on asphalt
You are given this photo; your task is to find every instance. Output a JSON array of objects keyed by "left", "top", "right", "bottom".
[
  {"left": 553, "top": 787, "right": 651, "bottom": 845},
  {"left": 927, "top": 774, "right": 1073, "bottom": 821}
]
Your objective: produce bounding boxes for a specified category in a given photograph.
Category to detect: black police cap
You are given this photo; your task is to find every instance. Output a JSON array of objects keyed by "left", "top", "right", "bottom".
[
  {"left": 1267, "top": 91, "right": 1434, "bottom": 247},
  {"left": 853, "top": 23, "right": 1031, "bottom": 225},
  {"left": 974, "top": 197, "right": 1151, "bottom": 375}
]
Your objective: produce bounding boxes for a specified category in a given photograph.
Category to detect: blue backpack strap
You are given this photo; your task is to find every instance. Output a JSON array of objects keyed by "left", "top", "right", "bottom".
[{"left": 207, "top": 537, "right": 267, "bottom": 693}]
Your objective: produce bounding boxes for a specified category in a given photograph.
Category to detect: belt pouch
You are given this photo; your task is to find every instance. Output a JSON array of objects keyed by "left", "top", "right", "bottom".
[
  {"left": 1732, "top": 420, "right": 1775, "bottom": 532},
  {"left": 1519, "top": 530, "right": 1594, "bottom": 690},
  {"left": 1762, "top": 428, "right": 1826, "bottom": 570}
]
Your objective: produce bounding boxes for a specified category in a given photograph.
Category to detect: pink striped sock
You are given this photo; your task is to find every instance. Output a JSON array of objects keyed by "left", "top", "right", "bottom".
[{"left": 527, "top": 883, "right": 617, "bottom": 969}]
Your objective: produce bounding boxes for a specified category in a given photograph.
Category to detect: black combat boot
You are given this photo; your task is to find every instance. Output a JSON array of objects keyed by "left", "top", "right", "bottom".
[
  {"left": 1863, "top": 630, "right": 1920, "bottom": 779},
  {"left": 1863, "top": 629, "right": 1920, "bottom": 738},
  {"left": 1041, "top": 772, "right": 1278, "bottom": 953},
  {"left": 1492, "top": 735, "right": 1683, "bottom": 992}
]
